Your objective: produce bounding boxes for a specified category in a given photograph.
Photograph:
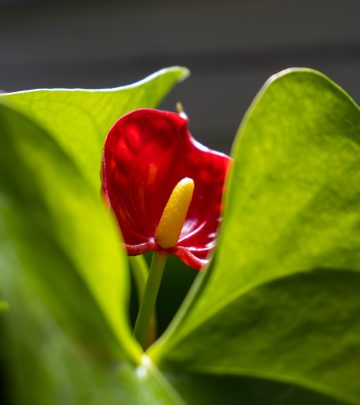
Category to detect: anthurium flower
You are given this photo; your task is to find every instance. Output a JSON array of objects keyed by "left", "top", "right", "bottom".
[{"left": 101, "top": 108, "right": 231, "bottom": 270}]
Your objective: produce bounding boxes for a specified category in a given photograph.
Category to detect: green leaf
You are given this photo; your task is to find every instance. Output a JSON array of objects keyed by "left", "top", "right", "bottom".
[
  {"left": 0, "top": 66, "right": 189, "bottom": 190},
  {"left": 0, "top": 301, "right": 7, "bottom": 312},
  {"left": 0, "top": 68, "right": 188, "bottom": 404},
  {"left": 0, "top": 102, "right": 135, "bottom": 359},
  {"left": 150, "top": 69, "right": 360, "bottom": 404}
]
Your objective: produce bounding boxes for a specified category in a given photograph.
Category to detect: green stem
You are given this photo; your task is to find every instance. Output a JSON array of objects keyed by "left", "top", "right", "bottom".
[
  {"left": 129, "top": 256, "right": 158, "bottom": 348},
  {"left": 133, "top": 251, "right": 167, "bottom": 348}
]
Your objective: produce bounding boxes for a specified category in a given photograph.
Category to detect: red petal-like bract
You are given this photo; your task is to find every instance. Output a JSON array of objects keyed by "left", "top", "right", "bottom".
[{"left": 102, "top": 109, "right": 231, "bottom": 270}]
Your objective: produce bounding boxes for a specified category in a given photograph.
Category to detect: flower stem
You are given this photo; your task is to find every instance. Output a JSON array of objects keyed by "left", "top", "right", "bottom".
[
  {"left": 133, "top": 251, "right": 167, "bottom": 348},
  {"left": 129, "top": 256, "right": 157, "bottom": 348}
]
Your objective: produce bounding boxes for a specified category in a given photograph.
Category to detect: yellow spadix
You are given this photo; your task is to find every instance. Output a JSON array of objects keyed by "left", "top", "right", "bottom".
[{"left": 155, "top": 177, "right": 194, "bottom": 249}]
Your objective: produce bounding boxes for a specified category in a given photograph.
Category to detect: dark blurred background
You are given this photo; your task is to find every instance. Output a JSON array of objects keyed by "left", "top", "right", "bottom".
[{"left": 1, "top": 0, "right": 359, "bottom": 154}]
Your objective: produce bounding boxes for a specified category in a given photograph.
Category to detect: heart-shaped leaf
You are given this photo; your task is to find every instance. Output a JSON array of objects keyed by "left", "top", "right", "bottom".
[
  {"left": 0, "top": 67, "right": 188, "bottom": 404},
  {"left": 150, "top": 69, "right": 360, "bottom": 404}
]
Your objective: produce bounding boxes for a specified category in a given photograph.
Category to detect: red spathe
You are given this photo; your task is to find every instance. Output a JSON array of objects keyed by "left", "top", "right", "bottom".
[{"left": 102, "top": 109, "right": 231, "bottom": 270}]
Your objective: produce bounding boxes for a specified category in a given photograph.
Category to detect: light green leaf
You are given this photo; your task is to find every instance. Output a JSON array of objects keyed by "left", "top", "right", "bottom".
[
  {"left": 0, "top": 68, "right": 188, "bottom": 404},
  {"left": 0, "top": 66, "right": 189, "bottom": 190},
  {"left": 0, "top": 102, "right": 135, "bottom": 360},
  {"left": 150, "top": 69, "right": 360, "bottom": 404}
]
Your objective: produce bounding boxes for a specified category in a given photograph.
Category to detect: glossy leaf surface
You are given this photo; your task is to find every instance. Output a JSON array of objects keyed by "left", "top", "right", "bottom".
[{"left": 150, "top": 69, "right": 360, "bottom": 404}]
